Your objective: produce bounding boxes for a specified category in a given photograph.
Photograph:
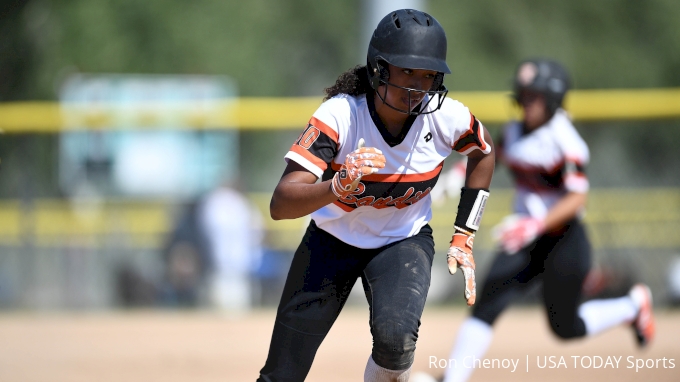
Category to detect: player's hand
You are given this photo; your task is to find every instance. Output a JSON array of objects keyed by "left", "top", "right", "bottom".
[
  {"left": 331, "top": 138, "right": 386, "bottom": 198},
  {"left": 492, "top": 214, "right": 545, "bottom": 255},
  {"left": 447, "top": 231, "right": 476, "bottom": 306}
]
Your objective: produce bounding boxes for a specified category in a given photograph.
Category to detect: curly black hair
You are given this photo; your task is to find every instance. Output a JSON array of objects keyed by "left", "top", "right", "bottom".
[{"left": 323, "top": 65, "right": 372, "bottom": 101}]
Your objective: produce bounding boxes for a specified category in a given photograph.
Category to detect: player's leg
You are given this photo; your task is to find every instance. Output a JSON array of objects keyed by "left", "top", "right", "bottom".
[
  {"left": 542, "top": 221, "right": 654, "bottom": 344},
  {"left": 361, "top": 224, "right": 436, "bottom": 382},
  {"left": 559, "top": 222, "right": 655, "bottom": 345},
  {"left": 443, "top": 245, "right": 543, "bottom": 382},
  {"left": 577, "top": 283, "right": 655, "bottom": 345},
  {"left": 258, "top": 221, "right": 368, "bottom": 382},
  {"left": 541, "top": 221, "right": 592, "bottom": 339},
  {"left": 627, "top": 283, "right": 655, "bottom": 347},
  {"left": 441, "top": 317, "right": 493, "bottom": 382}
]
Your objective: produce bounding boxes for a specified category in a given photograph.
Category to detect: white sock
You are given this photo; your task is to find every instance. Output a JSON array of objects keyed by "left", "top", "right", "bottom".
[
  {"left": 363, "top": 355, "right": 411, "bottom": 382},
  {"left": 578, "top": 296, "right": 638, "bottom": 336},
  {"left": 443, "top": 317, "right": 494, "bottom": 382}
]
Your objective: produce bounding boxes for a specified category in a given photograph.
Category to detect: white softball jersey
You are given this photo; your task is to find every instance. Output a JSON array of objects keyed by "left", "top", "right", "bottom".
[
  {"left": 284, "top": 93, "right": 491, "bottom": 248},
  {"left": 499, "top": 108, "right": 589, "bottom": 219}
]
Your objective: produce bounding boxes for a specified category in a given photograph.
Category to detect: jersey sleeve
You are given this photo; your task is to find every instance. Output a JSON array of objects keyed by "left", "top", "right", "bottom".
[
  {"left": 440, "top": 99, "right": 492, "bottom": 155},
  {"left": 555, "top": 120, "right": 590, "bottom": 193},
  {"left": 284, "top": 97, "right": 348, "bottom": 178}
]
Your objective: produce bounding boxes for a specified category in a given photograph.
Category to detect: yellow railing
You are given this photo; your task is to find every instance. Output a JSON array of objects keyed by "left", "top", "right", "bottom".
[
  {"left": 1, "top": 88, "right": 679, "bottom": 133},
  {"left": 1, "top": 189, "right": 678, "bottom": 251}
]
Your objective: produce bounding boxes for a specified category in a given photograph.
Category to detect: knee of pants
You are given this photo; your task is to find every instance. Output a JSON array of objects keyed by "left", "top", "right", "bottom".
[
  {"left": 371, "top": 321, "right": 417, "bottom": 370},
  {"left": 276, "top": 290, "right": 345, "bottom": 336},
  {"left": 276, "top": 309, "right": 335, "bottom": 336}
]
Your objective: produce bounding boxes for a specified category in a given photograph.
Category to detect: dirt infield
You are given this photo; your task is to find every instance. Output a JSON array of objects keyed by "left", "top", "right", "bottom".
[{"left": 0, "top": 306, "right": 677, "bottom": 382}]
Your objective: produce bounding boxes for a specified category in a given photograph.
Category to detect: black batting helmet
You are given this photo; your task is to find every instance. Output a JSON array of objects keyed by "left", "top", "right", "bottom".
[
  {"left": 513, "top": 58, "right": 571, "bottom": 114},
  {"left": 367, "top": 9, "right": 450, "bottom": 114}
]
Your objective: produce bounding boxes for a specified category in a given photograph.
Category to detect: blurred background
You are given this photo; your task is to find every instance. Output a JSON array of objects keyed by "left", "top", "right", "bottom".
[{"left": 0, "top": 0, "right": 679, "bottom": 315}]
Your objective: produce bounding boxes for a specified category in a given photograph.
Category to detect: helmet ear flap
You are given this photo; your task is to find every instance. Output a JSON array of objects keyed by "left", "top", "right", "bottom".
[
  {"left": 430, "top": 72, "right": 444, "bottom": 91},
  {"left": 369, "top": 60, "right": 390, "bottom": 90}
]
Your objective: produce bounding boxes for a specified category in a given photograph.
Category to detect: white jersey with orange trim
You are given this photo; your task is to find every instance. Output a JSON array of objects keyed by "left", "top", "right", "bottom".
[
  {"left": 284, "top": 93, "right": 491, "bottom": 249},
  {"left": 499, "top": 108, "right": 589, "bottom": 219}
]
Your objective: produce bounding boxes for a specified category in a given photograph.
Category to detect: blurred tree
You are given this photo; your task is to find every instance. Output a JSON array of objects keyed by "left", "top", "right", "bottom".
[
  {"left": 23, "top": 0, "right": 360, "bottom": 98},
  {"left": 0, "top": 2, "right": 57, "bottom": 198},
  {"left": 0, "top": 0, "right": 34, "bottom": 101},
  {"left": 2, "top": 0, "right": 678, "bottom": 98},
  {"left": 0, "top": 0, "right": 679, "bottom": 195},
  {"left": 430, "top": 0, "right": 680, "bottom": 91}
]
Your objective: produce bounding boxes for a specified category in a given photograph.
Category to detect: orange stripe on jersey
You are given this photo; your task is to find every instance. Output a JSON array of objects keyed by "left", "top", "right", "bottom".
[
  {"left": 330, "top": 161, "right": 443, "bottom": 182},
  {"left": 453, "top": 113, "right": 488, "bottom": 152},
  {"left": 290, "top": 144, "right": 327, "bottom": 170},
  {"left": 309, "top": 116, "right": 339, "bottom": 146},
  {"left": 470, "top": 113, "right": 488, "bottom": 151},
  {"left": 333, "top": 200, "right": 354, "bottom": 212},
  {"left": 507, "top": 160, "right": 566, "bottom": 176},
  {"left": 455, "top": 142, "right": 482, "bottom": 154},
  {"left": 365, "top": 161, "right": 444, "bottom": 182}
]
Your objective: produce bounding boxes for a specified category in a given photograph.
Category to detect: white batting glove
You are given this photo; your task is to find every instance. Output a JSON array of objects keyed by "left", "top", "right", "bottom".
[
  {"left": 447, "top": 231, "right": 476, "bottom": 306},
  {"left": 492, "top": 214, "right": 545, "bottom": 255},
  {"left": 331, "top": 138, "right": 386, "bottom": 198}
]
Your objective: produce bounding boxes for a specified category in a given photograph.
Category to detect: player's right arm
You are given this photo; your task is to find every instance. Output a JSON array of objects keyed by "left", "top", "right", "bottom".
[
  {"left": 271, "top": 139, "right": 385, "bottom": 220},
  {"left": 270, "top": 100, "right": 345, "bottom": 221},
  {"left": 270, "top": 162, "right": 338, "bottom": 220},
  {"left": 270, "top": 99, "right": 385, "bottom": 220}
]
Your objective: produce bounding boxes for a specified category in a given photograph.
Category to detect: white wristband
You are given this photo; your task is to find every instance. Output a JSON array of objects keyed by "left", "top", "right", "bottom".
[{"left": 465, "top": 190, "right": 489, "bottom": 231}]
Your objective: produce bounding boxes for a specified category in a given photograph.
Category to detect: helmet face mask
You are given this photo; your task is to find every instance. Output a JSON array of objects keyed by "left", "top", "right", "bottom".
[
  {"left": 370, "top": 59, "right": 448, "bottom": 115},
  {"left": 513, "top": 59, "right": 571, "bottom": 115},
  {"left": 367, "top": 9, "right": 450, "bottom": 115}
]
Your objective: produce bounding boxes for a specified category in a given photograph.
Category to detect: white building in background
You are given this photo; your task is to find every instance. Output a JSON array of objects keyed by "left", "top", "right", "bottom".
[
  {"left": 58, "top": 73, "right": 239, "bottom": 200},
  {"left": 55, "top": 74, "right": 263, "bottom": 312}
]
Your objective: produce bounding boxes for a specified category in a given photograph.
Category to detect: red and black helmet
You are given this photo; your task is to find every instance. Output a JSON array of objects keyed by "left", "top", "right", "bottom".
[{"left": 513, "top": 59, "right": 571, "bottom": 114}]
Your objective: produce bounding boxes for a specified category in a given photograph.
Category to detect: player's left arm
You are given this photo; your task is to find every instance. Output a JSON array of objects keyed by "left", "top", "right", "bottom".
[
  {"left": 463, "top": 126, "right": 495, "bottom": 189},
  {"left": 542, "top": 190, "right": 587, "bottom": 233},
  {"left": 543, "top": 125, "right": 590, "bottom": 231},
  {"left": 494, "top": 156, "right": 589, "bottom": 254},
  {"left": 447, "top": 124, "right": 495, "bottom": 306},
  {"left": 543, "top": 153, "right": 590, "bottom": 231}
]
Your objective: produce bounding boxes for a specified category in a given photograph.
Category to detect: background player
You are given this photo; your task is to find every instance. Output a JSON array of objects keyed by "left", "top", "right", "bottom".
[
  {"left": 257, "top": 9, "right": 495, "bottom": 382},
  {"left": 433, "top": 58, "right": 655, "bottom": 382}
]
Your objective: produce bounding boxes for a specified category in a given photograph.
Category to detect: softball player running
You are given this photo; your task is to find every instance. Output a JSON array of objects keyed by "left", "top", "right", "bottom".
[
  {"left": 257, "top": 9, "right": 495, "bottom": 382},
  {"left": 436, "top": 59, "right": 655, "bottom": 382}
]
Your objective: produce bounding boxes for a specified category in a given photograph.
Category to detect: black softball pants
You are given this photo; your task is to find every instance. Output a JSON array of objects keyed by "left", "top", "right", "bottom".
[
  {"left": 257, "top": 220, "right": 435, "bottom": 382},
  {"left": 472, "top": 220, "right": 591, "bottom": 339}
]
